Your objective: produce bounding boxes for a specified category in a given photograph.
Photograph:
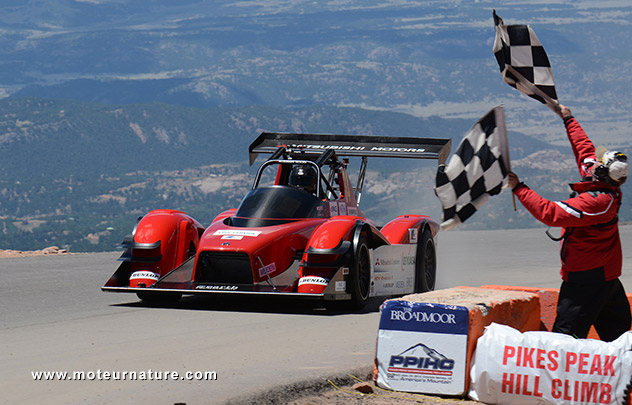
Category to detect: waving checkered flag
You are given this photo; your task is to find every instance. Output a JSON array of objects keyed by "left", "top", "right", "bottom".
[
  {"left": 492, "top": 10, "right": 559, "bottom": 113},
  {"left": 434, "top": 106, "right": 510, "bottom": 231}
]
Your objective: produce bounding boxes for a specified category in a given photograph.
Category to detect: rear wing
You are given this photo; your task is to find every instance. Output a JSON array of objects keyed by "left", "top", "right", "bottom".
[{"left": 248, "top": 132, "right": 451, "bottom": 165}]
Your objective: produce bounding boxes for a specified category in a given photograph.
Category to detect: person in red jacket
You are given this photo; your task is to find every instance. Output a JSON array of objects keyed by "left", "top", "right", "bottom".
[{"left": 508, "top": 104, "right": 630, "bottom": 341}]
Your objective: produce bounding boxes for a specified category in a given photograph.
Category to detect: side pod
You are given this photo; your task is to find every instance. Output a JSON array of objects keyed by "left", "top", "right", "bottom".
[
  {"left": 297, "top": 217, "right": 385, "bottom": 296},
  {"left": 381, "top": 214, "right": 439, "bottom": 293},
  {"left": 105, "top": 209, "right": 204, "bottom": 288}
]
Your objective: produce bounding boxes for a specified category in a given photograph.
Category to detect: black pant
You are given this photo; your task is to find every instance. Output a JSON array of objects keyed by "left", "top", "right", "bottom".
[{"left": 553, "top": 269, "right": 631, "bottom": 342}]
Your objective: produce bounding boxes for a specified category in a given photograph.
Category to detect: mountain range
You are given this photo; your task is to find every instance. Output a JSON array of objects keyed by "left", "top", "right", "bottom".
[
  {"left": 2, "top": 1, "right": 631, "bottom": 143},
  {"left": 3, "top": 97, "right": 628, "bottom": 252},
  {"left": 1, "top": 1, "right": 631, "bottom": 251}
]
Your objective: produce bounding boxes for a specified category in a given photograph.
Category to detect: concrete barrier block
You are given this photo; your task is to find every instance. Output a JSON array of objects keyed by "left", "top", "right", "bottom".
[
  {"left": 479, "top": 285, "right": 559, "bottom": 332},
  {"left": 480, "top": 284, "right": 632, "bottom": 340}
]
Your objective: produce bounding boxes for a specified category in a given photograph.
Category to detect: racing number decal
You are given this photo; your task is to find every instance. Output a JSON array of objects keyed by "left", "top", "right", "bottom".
[{"left": 408, "top": 228, "right": 418, "bottom": 244}]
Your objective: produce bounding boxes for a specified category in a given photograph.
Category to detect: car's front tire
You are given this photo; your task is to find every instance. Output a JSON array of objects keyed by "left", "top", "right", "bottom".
[
  {"left": 415, "top": 229, "right": 436, "bottom": 293},
  {"left": 348, "top": 234, "right": 371, "bottom": 309}
]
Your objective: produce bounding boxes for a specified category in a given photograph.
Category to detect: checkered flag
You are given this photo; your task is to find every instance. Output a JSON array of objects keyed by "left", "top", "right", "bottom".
[
  {"left": 434, "top": 106, "right": 510, "bottom": 231},
  {"left": 492, "top": 10, "right": 560, "bottom": 113}
]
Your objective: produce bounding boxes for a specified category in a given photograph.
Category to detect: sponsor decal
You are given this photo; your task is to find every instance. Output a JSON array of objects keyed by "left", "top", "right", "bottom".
[
  {"left": 130, "top": 271, "right": 159, "bottom": 281},
  {"left": 375, "top": 257, "right": 400, "bottom": 266},
  {"left": 377, "top": 302, "right": 469, "bottom": 395},
  {"left": 347, "top": 206, "right": 358, "bottom": 216},
  {"left": 195, "top": 285, "right": 239, "bottom": 291},
  {"left": 298, "top": 276, "right": 329, "bottom": 286},
  {"left": 390, "top": 310, "right": 457, "bottom": 324},
  {"left": 258, "top": 262, "right": 276, "bottom": 277},
  {"left": 221, "top": 235, "right": 243, "bottom": 240},
  {"left": 288, "top": 143, "right": 366, "bottom": 151},
  {"left": 329, "top": 201, "right": 339, "bottom": 216},
  {"left": 335, "top": 281, "right": 346, "bottom": 292},
  {"left": 338, "top": 202, "right": 347, "bottom": 216},
  {"left": 370, "top": 146, "right": 426, "bottom": 153},
  {"left": 283, "top": 143, "right": 426, "bottom": 154},
  {"left": 373, "top": 245, "right": 416, "bottom": 295},
  {"left": 214, "top": 230, "right": 261, "bottom": 237},
  {"left": 401, "top": 255, "right": 415, "bottom": 268},
  {"left": 380, "top": 303, "right": 468, "bottom": 335},
  {"left": 388, "top": 343, "right": 455, "bottom": 376}
]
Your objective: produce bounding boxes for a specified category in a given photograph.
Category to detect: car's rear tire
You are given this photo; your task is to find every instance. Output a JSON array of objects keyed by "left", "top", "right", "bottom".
[
  {"left": 415, "top": 229, "right": 436, "bottom": 293},
  {"left": 136, "top": 291, "right": 182, "bottom": 304}
]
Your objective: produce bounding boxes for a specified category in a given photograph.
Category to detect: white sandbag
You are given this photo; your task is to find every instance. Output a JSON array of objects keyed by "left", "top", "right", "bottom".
[{"left": 469, "top": 323, "right": 632, "bottom": 405}]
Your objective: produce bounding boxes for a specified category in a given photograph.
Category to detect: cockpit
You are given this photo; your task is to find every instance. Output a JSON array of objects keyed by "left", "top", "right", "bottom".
[{"left": 231, "top": 186, "right": 326, "bottom": 227}]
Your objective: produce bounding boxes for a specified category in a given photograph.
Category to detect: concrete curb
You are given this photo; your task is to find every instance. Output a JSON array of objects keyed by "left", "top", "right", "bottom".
[{"left": 480, "top": 285, "right": 632, "bottom": 339}]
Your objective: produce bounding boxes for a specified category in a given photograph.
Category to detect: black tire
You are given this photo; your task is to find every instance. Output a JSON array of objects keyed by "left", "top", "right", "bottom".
[
  {"left": 348, "top": 234, "right": 372, "bottom": 309},
  {"left": 136, "top": 291, "right": 182, "bottom": 304},
  {"left": 415, "top": 229, "right": 436, "bottom": 293}
]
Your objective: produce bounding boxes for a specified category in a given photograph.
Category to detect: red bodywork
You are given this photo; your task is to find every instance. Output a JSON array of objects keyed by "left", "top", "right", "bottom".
[
  {"left": 131, "top": 210, "right": 203, "bottom": 274},
  {"left": 195, "top": 216, "right": 326, "bottom": 290},
  {"left": 103, "top": 132, "right": 451, "bottom": 307}
]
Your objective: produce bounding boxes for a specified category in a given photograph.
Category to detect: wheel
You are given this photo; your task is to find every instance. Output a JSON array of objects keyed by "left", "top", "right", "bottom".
[
  {"left": 136, "top": 291, "right": 182, "bottom": 304},
  {"left": 348, "top": 234, "right": 372, "bottom": 309},
  {"left": 415, "top": 229, "right": 436, "bottom": 293}
]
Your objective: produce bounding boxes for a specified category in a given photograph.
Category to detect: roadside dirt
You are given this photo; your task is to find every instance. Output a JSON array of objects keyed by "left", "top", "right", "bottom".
[
  {"left": 0, "top": 246, "right": 70, "bottom": 258},
  {"left": 287, "top": 383, "right": 480, "bottom": 404},
  {"left": 226, "top": 368, "right": 480, "bottom": 404}
]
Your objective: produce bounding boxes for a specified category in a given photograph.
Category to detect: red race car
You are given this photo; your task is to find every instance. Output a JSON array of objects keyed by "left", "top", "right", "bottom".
[{"left": 103, "top": 132, "right": 451, "bottom": 309}]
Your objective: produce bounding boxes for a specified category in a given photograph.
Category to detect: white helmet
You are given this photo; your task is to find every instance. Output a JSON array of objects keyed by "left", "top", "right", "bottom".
[{"left": 596, "top": 146, "right": 629, "bottom": 185}]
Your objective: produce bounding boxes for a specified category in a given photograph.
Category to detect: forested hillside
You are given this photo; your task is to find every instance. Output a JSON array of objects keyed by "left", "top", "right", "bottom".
[
  {"left": 1, "top": 0, "right": 631, "bottom": 251},
  {"left": 4, "top": 98, "right": 629, "bottom": 252}
]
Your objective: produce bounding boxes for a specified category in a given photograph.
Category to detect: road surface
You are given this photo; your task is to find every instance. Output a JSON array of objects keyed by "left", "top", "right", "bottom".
[{"left": 2, "top": 226, "right": 632, "bottom": 404}]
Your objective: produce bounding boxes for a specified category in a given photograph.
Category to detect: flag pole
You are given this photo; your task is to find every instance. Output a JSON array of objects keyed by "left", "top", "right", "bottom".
[
  {"left": 495, "top": 105, "right": 516, "bottom": 211},
  {"left": 505, "top": 66, "right": 560, "bottom": 114}
]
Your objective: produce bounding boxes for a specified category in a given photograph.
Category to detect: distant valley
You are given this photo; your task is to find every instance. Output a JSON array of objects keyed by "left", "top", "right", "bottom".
[
  {"left": 1, "top": 1, "right": 632, "bottom": 251},
  {"left": 2, "top": 98, "right": 629, "bottom": 252},
  {"left": 1, "top": 1, "right": 631, "bottom": 145}
]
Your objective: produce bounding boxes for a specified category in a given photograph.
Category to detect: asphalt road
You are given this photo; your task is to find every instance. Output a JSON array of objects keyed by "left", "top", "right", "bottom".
[{"left": 2, "top": 226, "right": 632, "bottom": 404}]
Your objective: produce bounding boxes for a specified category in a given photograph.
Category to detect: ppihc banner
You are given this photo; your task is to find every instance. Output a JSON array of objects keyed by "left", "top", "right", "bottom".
[
  {"left": 375, "top": 300, "right": 469, "bottom": 395},
  {"left": 469, "top": 323, "right": 632, "bottom": 405}
]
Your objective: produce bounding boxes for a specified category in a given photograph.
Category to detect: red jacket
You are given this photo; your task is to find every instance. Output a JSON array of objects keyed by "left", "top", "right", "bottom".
[{"left": 514, "top": 117, "right": 622, "bottom": 281}]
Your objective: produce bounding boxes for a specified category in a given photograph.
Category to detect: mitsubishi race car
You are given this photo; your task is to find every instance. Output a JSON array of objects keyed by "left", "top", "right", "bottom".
[{"left": 103, "top": 132, "right": 451, "bottom": 309}]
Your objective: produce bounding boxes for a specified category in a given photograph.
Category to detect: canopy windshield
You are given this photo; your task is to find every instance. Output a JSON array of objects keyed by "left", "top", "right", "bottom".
[{"left": 232, "top": 186, "right": 325, "bottom": 227}]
